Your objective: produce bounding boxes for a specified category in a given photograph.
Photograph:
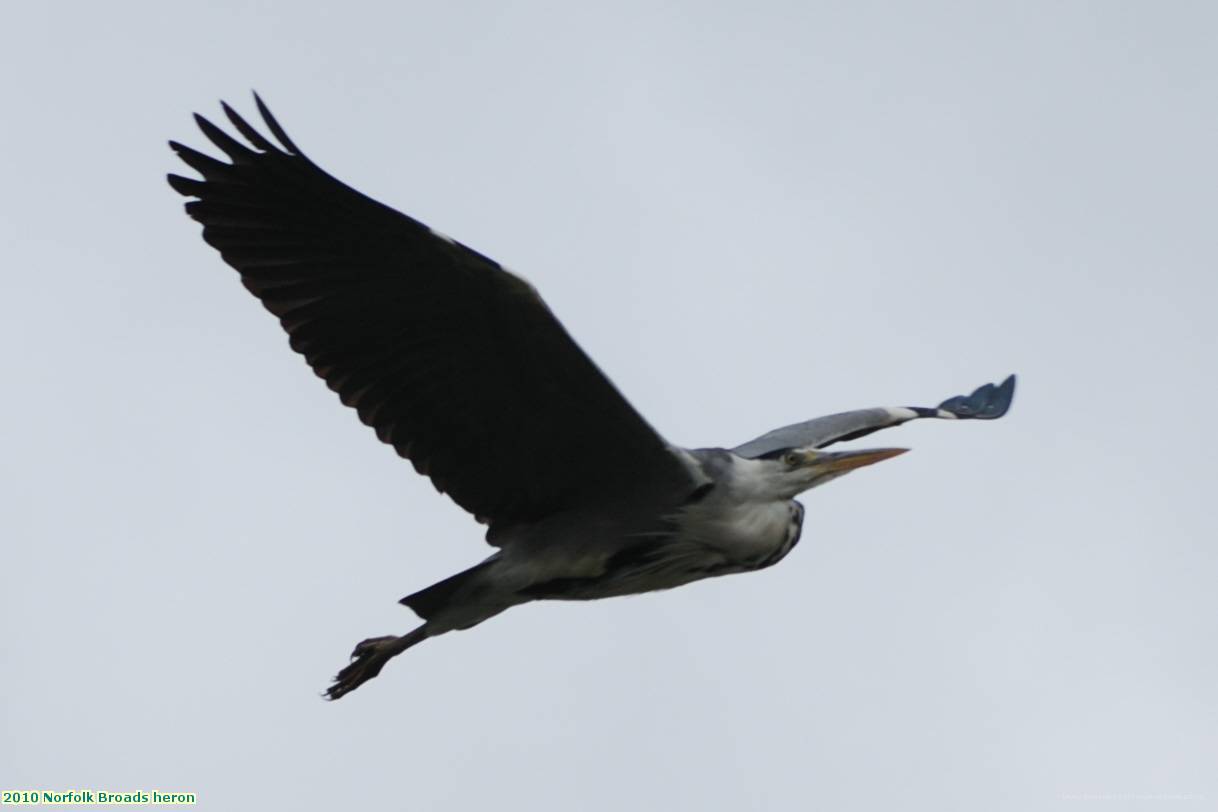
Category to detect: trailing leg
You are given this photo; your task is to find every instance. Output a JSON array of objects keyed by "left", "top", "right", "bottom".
[{"left": 325, "top": 625, "right": 430, "bottom": 700}]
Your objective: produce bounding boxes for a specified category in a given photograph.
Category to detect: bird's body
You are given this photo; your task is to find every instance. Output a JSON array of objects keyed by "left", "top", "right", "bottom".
[
  {"left": 461, "top": 450, "right": 806, "bottom": 609},
  {"left": 395, "top": 449, "right": 808, "bottom": 633},
  {"left": 169, "top": 96, "right": 1015, "bottom": 699}
]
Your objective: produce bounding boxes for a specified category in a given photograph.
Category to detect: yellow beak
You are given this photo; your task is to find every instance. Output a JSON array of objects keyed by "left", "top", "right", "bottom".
[{"left": 813, "top": 447, "right": 908, "bottom": 473}]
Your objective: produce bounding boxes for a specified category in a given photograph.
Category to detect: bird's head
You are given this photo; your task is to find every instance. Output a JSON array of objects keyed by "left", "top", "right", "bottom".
[{"left": 748, "top": 446, "right": 908, "bottom": 499}]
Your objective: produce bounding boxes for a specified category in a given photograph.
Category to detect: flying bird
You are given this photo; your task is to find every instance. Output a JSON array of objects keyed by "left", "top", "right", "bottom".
[{"left": 168, "top": 95, "right": 1015, "bottom": 700}]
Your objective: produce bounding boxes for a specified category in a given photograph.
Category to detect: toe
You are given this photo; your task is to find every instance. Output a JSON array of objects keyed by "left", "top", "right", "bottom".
[{"left": 350, "top": 635, "right": 396, "bottom": 659}]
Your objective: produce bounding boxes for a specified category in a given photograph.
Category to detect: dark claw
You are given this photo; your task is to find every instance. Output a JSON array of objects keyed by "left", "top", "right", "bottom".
[
  {"left": 350, "top": 635, "right": 395, "bottom": 659},
  {"left": 328, "top": 636, "right": 400, "bottom": 700}
]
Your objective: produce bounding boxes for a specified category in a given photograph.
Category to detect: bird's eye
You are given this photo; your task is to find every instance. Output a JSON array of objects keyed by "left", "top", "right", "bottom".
[{"left": 782, "top": 451, "right": 801, "bottom": 467}]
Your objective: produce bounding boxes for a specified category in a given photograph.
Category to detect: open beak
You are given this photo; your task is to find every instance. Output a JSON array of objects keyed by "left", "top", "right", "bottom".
[{"left": 813, "top": 447, "right": 908, "bottom": 473}]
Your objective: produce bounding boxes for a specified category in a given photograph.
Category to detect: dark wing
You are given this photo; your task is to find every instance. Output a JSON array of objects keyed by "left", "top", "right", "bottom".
[
  {"left": 168, "top": 95, "right": 694, "bottom": 528},
  {"left": 732, "top": 375, "right": 1016, "bottom": 457}
]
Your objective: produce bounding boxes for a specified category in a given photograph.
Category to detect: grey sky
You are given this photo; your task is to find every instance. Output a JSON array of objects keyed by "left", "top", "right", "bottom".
[{"left": 3, "top": 1, "right": 1215, "bottom": 809}]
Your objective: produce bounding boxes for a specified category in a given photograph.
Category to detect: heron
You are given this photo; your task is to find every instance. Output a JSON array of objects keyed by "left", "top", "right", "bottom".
[{"left": 168, "top": 96, "right": 1015, "bottom": 700}]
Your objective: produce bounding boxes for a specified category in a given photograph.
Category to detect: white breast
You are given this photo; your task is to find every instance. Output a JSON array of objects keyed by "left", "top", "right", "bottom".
[{"left": 678, "top": 496, "right": 797, "bottom": 561}]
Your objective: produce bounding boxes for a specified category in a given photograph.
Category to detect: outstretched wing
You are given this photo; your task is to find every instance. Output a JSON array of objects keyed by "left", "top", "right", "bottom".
[
  {"left": 168, "top": 95, "right": 694, "bottom": 527},
  {"left": 732, "top": 375, "right": 1016, "bottom": 458}
]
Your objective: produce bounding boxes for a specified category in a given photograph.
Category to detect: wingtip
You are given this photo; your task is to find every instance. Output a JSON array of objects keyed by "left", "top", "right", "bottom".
[
  {"left": 995, "top": 373, "right": 1016, "bottom": 404},
  {"left": 936, "top": 373, "right": 1017, "bottom": 420},
  {"left": 191, "top": 112, "right": 219, "bottom": 137},
  {"left": 991, "top": 373, "right": 1016, "bottom": 417},
  {"left": 251, "top": 91, "right": 302, "bottom": 155}
]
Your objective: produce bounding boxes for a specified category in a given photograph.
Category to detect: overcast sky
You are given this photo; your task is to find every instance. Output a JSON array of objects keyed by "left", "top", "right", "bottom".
[{"left": 3, "top": 2, "right": 1216, "bottom": 810}]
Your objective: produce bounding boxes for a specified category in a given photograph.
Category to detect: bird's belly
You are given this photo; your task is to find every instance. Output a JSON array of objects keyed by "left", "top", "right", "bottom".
[
  {"left": 512, "top": 500, "right": 805, "bottom": 602},
  {"left": 558, "top": 500, "right": 804, "bottom": 599},
  {"left": 689, "top": 499, "right": 804, "bottom": 568}
]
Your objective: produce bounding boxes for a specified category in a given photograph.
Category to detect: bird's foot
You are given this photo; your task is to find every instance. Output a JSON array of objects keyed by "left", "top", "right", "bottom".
[{"left": 325, "top": 635, "right": 399, "bottom": 701}]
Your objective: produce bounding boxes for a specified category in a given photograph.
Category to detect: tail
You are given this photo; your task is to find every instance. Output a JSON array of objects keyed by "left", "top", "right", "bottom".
[{"left": 400, "top": 560, "right": 495, "bottom": 620}]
